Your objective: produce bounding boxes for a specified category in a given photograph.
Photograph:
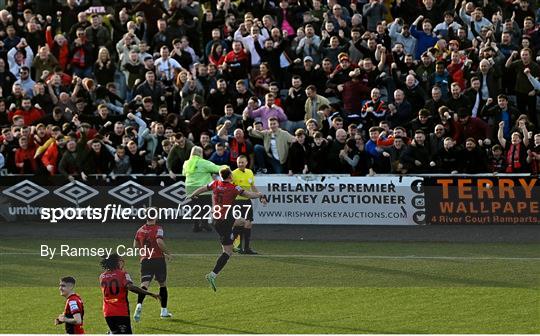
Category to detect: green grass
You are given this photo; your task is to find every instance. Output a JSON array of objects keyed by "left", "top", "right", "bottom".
[{"left": 0, "top": 239, "right": 539, "bottom": 333}]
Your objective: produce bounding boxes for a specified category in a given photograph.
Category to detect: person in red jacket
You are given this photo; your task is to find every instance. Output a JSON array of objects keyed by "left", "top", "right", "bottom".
[
  {"left": 8, "top": 97, "right": 45, "bottom": 125},
  {"left": 15, "top": 136, "right": 37, "bottom": 173},
  {"left": 42, "top": 135, "right": 67, "bottom": 175},
  {"left": 223, "top": 40, "right": 251, "bottom": 83},
  {"left": 46, "top": 27, "right": 70, "bottom": 71},
  {"left": 342, "top": 68, "right": 370, "bottom": 121},
  {"left": 446, "top": 51, "right": 468, "bottom": 91},
  {"left": 454, "top": 108, "right": 490, "bottom": 144}
]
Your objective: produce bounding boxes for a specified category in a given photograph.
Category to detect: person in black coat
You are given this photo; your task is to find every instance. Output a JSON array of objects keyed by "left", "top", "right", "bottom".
[
  {"left": 400, "top": 130, "right": 431, "bottom": 174},
  {"left": 287, "top": 129, "right": 309, "bottom": 174},
  {"left": 406, "top": 109, "right": 435, "bottom": 136},
  {"left": 82, "top": 139, "right": 113, "bottom": 176},
  {"left": 424, "top": 86, "right": 447, "bottom": 119},
  {"left": 430, "top": 137, "right": 460, "bottom": 173},
  {"left": 290, "top": 57, "right": 327, "bottom": 93},
  {"left": 446, "top": 82, "right": 470, "bottom": 114},
  {"left": 254, "top": 36, "right": 289, "bottom": 81},
  {"left": 468, "top": 60, "right": 501, "bottom": 101},
  {"left": 459, "top": 138, "right": 488, "bottom": 173},
  {"left": 307, "top": 131, "right": 328, "bottom": 173},
  {"left": 126, "top": 140, "right": 148, "bottom": 174},
  {"left": 134, "top": 71, "right": 165, "bottom": 105},
  {"left": 396, "top": 74, "right": 428, "bottom": 115},
  {"left": 382, "top": 136, "right": 407, "bottom": 174},
  {"left": 480, "top": 94, "right": 520, "bottom": 137}
]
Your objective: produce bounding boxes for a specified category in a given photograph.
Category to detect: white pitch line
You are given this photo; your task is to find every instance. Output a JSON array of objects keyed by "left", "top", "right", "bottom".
[{"left": 0, "top": 252, "right": 539, "bottom": 261}]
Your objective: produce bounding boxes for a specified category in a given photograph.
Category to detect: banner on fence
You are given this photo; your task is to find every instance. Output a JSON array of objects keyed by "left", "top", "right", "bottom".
[
  {"left": 424, "top": 176, "right": 539, "bottom": 225},
  {"left": 0, "top": 175, "right": 186, "bottom": 223},
  {"left": 0, "top": 175, "right": 424, "bottom": 225},
  {"left": 252, "top": 176, "right": 424, "bottom": 225}
]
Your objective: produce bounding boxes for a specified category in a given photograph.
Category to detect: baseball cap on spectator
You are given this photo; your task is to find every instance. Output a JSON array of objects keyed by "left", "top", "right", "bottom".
[{"left": 303, "top": 56, "right": 313, "bottom": 62}]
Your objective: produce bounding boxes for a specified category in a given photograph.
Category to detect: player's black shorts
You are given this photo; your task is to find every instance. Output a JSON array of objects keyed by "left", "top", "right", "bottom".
[
  {"left": 105, "top": 316, "right": 132, "bottom": 334},
  {"left": 214, "top": 217, "right": 235, "bottom": 245},
  {"left": 192, "top": 194, "right": 212, "bottom": 208},
  {"left": 140, "top": 258, "right": 167, "bottom": 283},
  {"left": 236, "top": 199, "right": 254, "bottom": 221}
]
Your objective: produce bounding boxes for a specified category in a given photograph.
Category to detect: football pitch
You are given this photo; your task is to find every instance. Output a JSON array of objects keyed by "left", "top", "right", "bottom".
[{"left": 0, "top": 238, "right": 539, "bottom": 334}]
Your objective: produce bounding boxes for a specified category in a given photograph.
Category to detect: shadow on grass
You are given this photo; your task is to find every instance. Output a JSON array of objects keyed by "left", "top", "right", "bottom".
[{"left": 270, "top": 257, "right": 529, "bottom": 288}]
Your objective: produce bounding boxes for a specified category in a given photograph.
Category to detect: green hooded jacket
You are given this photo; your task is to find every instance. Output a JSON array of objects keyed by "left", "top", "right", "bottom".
[{"left": 182, "top": 155, "right": 227, "bottom": 195}]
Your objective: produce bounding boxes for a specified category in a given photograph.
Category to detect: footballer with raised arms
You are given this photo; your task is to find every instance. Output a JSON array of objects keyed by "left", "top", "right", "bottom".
[{"left": 189, "top": 167, "right": 266, "bottom": 291}]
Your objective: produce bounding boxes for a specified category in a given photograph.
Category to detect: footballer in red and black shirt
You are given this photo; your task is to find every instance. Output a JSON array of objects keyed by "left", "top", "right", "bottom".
[
  {"left": 133, "top": 211, "right": 172, "bottom": 322},
  {"left": 190, "top": 167, "right": 265, "bottom": 292},
  {"left": 99, "top": 254, "right": 160, "bottom": 334},
  {"left": 55, "top": 276, "right": 85, "bottom": 334}
]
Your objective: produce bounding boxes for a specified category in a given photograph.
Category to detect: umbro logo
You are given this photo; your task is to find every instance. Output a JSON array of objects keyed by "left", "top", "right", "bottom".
[
  {"left": 158, "top": 181, "right": 187, "bottom": 204},
  {"left": 108, "top": 180, "right": 154, "bottom": 205},
  {"left": 2, "top": 180, "right": 49, "bottom": 204},
  {"left": 54, "top": 181, "right": 98, "bottom": 205}
]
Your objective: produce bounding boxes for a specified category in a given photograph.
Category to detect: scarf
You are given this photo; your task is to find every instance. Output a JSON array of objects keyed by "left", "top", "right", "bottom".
[
  {"left": 229, "top": 139, "right": 247, "bottom": 162},
  {"left": 505, "top": 142, "right": 522, "bottom": 173}
]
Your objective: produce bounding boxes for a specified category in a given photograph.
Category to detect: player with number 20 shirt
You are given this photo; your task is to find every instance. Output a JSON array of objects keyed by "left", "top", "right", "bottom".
[{"left": 99, "top": 254, "right": 160, "bottom": 334}]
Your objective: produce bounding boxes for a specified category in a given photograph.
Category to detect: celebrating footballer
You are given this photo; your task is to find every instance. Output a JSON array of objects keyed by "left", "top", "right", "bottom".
[{"left": 189, "top": 167, "right": 266, "bottom": 291}]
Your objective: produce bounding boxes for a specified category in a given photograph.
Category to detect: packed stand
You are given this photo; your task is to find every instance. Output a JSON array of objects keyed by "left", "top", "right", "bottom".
[{"left": 0, "top": 0, "right": 539, "bottom": 179}]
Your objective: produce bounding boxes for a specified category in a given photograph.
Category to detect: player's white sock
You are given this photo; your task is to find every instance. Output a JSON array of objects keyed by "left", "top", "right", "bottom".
[
  {"left": 134, "top": 303, "right": 143, "bottom": 322},
  {"left": 210, "top": 271, "right": 217, "bottom": 277},
  {"left": 161, "top": 307, "right": 168, "bottom": 315}
]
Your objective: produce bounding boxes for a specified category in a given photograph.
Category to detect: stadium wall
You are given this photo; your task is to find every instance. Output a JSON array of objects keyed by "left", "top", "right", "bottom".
[{"left": 0, "top": 175, "right": 537, "bottom": 225}]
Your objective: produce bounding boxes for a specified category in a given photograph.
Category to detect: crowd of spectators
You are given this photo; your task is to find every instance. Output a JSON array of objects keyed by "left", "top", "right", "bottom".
[{"left": 0, "top": 0, "right": 539, "bottom": 179}]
